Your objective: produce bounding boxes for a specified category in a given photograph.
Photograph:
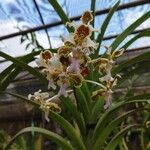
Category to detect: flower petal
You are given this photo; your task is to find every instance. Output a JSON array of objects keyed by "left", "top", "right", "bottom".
[
  {"left": 112, "top": 48, "right": 124, "bottom": 58},
  {"left": 48, "top": 79, "right": 56, "bottom": 89},
  {"left": 58, "top": 83, "right": 68, "bottom": 97},
  {"left": 69, "top": 73, "right": 83, "bottom": 87},
  {"left": 81, "top": 11, "right": 93, "bottom": 24},
  {"left": 146, "top": 121, "right": 150, "bottom": 128},
  {"left": 67, "top": 58, "right": 80, "bottom": 74},
  {"left": 58, "top": 46, "right": 72, "bottom": 57},
  {"left": 89, "top": 58, "right": 108, "bottom": 70},
  {"left": 91, "top": 89, "right": 106, "bottom": 100}
]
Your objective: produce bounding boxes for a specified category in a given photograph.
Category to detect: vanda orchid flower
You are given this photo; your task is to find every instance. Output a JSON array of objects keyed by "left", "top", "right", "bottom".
[
  {"left": 89, "top": 46, "right": 124, "bottom": 109},
  {"left": 28, "top": 90, "right": 61, "bottom": 122}
]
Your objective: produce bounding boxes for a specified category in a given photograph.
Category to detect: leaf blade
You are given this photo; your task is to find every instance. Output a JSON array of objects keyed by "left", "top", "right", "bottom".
[
  {"left": 112, "top": 51, "right": 150, "bottom": 75},
  {"left": 4, "top": 127, "right": 74, "bottom": 150},
  {"left": 90, "top": 0, "right": 96, "bottom": 39},
  {"left": 93, "top": 108, "right": 149, "bottom": 150},
  {"left": 96, "top": 1, "right": 120, "bottom": 54},
  {"left": 105, "top": 124, "right": 143, "bottom": 150},
  {"left": 60, "top": 96, "right": 86, "bottom": 137},
  {"left": 111, "top": 11, "right": 150, "bottom": 50},
  {"left": 0, "top": 51, "right": 47, "bottom": 85},
  {"left": 48, "top": 0, "right": 73, "bottom": 32},
  {"left": 121, "top": 30, "right": 150, "bottom": 50},
  {"left": 93, "top": 99, "right": 150, "bottom": 141}
]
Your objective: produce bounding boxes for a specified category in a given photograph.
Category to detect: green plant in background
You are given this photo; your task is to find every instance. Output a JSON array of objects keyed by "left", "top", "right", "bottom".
[
  {"left": 0, "top": 129, "right": 43, "bottom": 150},
  {"left": 0, "top": 130, "right": 24, "bottom": 150},
  {"left": 20, "top": 32, "right": 44, "bottom": 52},
  {"left": 0, "top": 0, "right": 150, "bottom": 149}
]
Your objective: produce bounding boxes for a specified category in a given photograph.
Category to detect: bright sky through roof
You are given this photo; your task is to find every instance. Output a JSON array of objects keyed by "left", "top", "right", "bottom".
[{"left": 0, "top": 0, "right": 150, "bottom": 71}]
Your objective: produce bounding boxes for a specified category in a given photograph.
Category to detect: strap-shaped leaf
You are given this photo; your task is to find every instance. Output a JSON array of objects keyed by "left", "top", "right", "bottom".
[
  {"left": 90, "top": 96, "right": 104, "bottom": 123},
  {"left": 0, "top": 51, "right": 40, "bottom": 81},
  {"left": 90, "top": 0, "right": 96, "bottom": 40},
  {"left": 0, "top": 51, "right": 41, "bottom": 91},
  {"left": 0, "top": 67, "right": 21, "bottom": 91},
  {"left": 1, "top": 91, "right": 39, "bottom": 107},
  {"left": 93, "top": 108, "right": 149, "bottom": 150},
  {"left": 121, "top": 30, "right": 150, "bottom": 50},
  {"left": 126, "top": 93, "right": 150, "bottom": 101},
  {"left": 60, "top": 96, "right": 86, "bottom": 137},
  {"left": 105, "top": 124, "right": 143, "bottom": 150},
  {"left": 4, "top": 127, "right": 74, "bottom": 150},
  {"left": 49, "top": 110, "right": 86, "bottom": 150},
  {"left": 117, "top": 60, "right": 150, "bottom": 86},
  {"left": 0, "top": 51, "right": 47, "bottom": 84},
  {"left": 74, "top": 86, "right": 90, "bottom": 123},
  {"left": 111, "top": 11, "right": 150, "bottom": 50},
  {"left": 2, "top": 91, "right": 86, "bottom": 150},
  {"left": 96, "top": 1, "right": 120, "bottom": 54},
  {"left": 81, "top": 82, "right": 91, "bottom": 106},
  {"left": 0, "top": 64, "right": 15, "bottom": 81},
  {"left": 93, "top": 99, "right": 149, "bottom": 141},
  {"left": 48, "top": 0, "right": 73, "bottom": 32},
  {"left": 112, "top": 51, "right": 150, "bottom": 75}
]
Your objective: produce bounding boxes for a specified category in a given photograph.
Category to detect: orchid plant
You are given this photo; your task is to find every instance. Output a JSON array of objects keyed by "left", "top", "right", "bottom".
[
  {"left": 29, "top": 11, "right": 124, "bottom": 122},
  {"left": 0, "top": 0, "right": 150, "bottom": 150}
]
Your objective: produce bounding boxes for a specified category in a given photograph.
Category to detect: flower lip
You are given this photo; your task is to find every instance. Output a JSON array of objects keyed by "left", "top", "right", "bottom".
[
  {"left": 67, "top": 58, "right": 80, "bottom": 74},
  {"left": 59, "top": 55, "right": 70, "bottom": 67},
  {"left": 76, "top": 24, "right": 90, "bottom": 38}
]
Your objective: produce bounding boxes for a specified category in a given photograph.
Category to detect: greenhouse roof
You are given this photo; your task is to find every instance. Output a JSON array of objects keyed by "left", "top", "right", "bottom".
[{"left": 0, "top": 0, "right": 150, "bottom": 71}]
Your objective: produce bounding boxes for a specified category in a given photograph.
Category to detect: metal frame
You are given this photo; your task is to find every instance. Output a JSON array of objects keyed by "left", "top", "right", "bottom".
[
  {"left": 0, "top": 0, "right": 149, "bottom": 41},
  {"left": 32, "top": 0, "right": 52, "bottom": 48}
]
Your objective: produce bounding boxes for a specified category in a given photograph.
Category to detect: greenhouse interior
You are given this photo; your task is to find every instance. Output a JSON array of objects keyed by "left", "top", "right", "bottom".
[{"left": 0, "top": 0, "right": 150, "bottom": 149}]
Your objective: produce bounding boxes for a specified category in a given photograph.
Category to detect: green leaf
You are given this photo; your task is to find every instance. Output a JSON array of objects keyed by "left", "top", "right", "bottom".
[
  {"left": 93, "top": 108, "right": 150, "bottom": 150},
  {"left": 4, "top": 127, "right": 74, "bottom": 150},
  {"left": 0, "top": 64, "right": 16, "bottom": 82},
  {"left": 60, "top": 96, "right": 86, "bottom": 137},
  {"left": 25, "top": 43, "right": 31, "bottom": 50},
  {"left": 0, "top": 67, "right": 21, "bottom": 91},
  {"left": 0, "top": 51, "right": 41, "bottom": 91},
  {"left": 126, "top": 93, "right": 150, "bottom": 101},
  {"left": 112, "top": 51, "right": 150, "bottom": 75},
  {"left": 0, "top": 51, "right": 47, "bottom": 85},
  {"left": 48, "top": 0, "right": 73, "bottom": 32},
  {"left": 111, "top": 11, "right": 150, "bottom": 50},
  {"left": 117, "top": 60, "right": 150, "bottom": 86},
  {"left": 96, "top": 1, "right": 120, "bottom": 54},
  {"left": 92, "top": 99, "right": 149, "bottom": 141},
  {"left": 90, "top": 0, "right": 96, "bottom": 40},
  {"left": 121, "top": 30, "right": 150, "bottom": 50},
  {"left": 1, "top": 91, "right": 39, "bottom": 107},
  {"left": 90, "top": 96, "right": 104, "bottom": 123},
  {"left": 0, "top": 51, "right": 40, "bottom": 81},
  {"left": 20, "top": 35, "right": 26, "bottom": 44},
  {"left": 74, "top": 87, "right": 90, "bottom": 122},
  {"left": 49, "top": 111, "right": 86, "bottom": 150},
  {"left": 81, "top": 81, "right": 91, "bottom": 106},
  {"left": 105, "top": 124, "right": 143, "bottom": 150}
]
